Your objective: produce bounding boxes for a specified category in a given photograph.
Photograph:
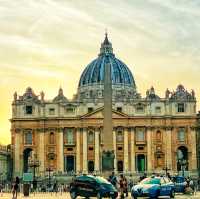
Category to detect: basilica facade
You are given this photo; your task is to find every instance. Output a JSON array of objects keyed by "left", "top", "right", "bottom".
[{"left": 11, "top": 35, "right": 197, "bottom": 177}]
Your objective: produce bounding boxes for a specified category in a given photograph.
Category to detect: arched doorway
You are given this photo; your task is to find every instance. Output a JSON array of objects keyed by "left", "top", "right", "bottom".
[
  {"left": 136, "top": 154, "right": 145, "bottom": 172},
  {"left": 88, "top": 161, "right": 94, "bottom": 172},
  {"left": 117, "top": 160, "right": 123, "bottom": 172},
  {"left": 177, "top": 146, "right": 188, "bottom": 171},
  {"left": 23, "top": 148, "right": 32, "bottom": 173},
  {"left": 64, "top": 155, "right": 75, "bottom": 172}
]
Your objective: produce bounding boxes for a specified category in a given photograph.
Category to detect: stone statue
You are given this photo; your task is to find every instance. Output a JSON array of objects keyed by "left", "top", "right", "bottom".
[
  {"left": 165, "top": 88, "right": 170, "bottom": 98},
  {"left": 14, "top": 92, "right": 17, "bottom": 101},
  {"left": 177, "top": 149, "right": 184, "bottom": 160},
  {"left": 40, "top": 91, "right": 45, "bottom": 101},
  {"left": 191, "top": 89, "right": 195, "bottom": 98},
  {"left": 146, "top": 89, "right": 150, "bottom": 97}
]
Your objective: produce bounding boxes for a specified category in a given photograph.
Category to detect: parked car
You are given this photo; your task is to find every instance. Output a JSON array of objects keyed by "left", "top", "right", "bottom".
[
  {"left": 131, "top": 176, "right": 175, "bottom": 199},
  {"left": 69, "top": 175, "right": 118, "bottom": 199},
  {"left": 172, "top": 176, "right": 187, "bottom": 193}
]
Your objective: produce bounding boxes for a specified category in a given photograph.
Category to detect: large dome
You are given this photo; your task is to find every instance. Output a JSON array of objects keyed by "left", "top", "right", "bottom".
[{"left": 78, "top": 34, "right": 136, "bottom": 89}]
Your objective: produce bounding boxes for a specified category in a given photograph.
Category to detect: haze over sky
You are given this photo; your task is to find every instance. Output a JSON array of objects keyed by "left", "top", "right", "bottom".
[{"left": 0, "top": 0, "right": 200, "bottom": 144}]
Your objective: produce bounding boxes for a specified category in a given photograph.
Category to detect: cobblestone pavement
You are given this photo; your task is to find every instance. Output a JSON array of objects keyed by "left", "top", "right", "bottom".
[{"left": 0, "top": 192, "right": 200, "bottom": 199}]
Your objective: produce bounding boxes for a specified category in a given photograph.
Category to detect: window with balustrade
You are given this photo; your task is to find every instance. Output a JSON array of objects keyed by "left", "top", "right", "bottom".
[
  {"left": 24, "top": 131, "right": 32, "bottom": 145},
  {"left": 136, "top": 128, "right": 145, "bottom": 141},
  {"left": 178, "top": 127, "right": 185, "bottom": 142},
  {"left": 64, "top": 128, "right": 74, "bottom": 144}
]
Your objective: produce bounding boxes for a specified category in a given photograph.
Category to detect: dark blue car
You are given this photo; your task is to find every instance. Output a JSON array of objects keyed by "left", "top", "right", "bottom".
[
  {"left": 131, "top": 176, "right": 175, "bottom": 199},
  {"left": 69, "top": 175, "right": 118, "bottom": 199}
]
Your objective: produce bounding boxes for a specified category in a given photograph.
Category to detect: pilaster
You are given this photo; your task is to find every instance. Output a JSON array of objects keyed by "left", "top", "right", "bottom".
[
  {"left": 190, "top": 127, "right": 197, "bottom": 170},
  {"left": 124, "top": 127, "right": 129, "bottom": 172},
  {"left": 76, "top": 128, "right": 81, "bottom": 173},
  {"left": 82, "top": 128, "right": 88, "bottom": 173},
  {"left": 165, "top": 127, "right": 172, "bottom": 171},
  {"left": 57, "top": 128, "right": 64, "bottom": 172},
  {"left": 147, "top": 127, "right": 152, "bottom": 172},
  {"left": 130, "top": 127, "right": 135, "bottom": 172},
  {"left": 113, "top": 128, "right": 117, "bottom": 172},
  {"left": 94, "top": 128, "right": 100, "bottom": 172}
]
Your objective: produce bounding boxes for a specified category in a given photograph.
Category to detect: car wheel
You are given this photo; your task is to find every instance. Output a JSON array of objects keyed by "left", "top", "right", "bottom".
[
  {"left": 70, "top": 191, "right": 77, "bottom": 199},
  {"left": 97, "top": 192, "right": 102, "bottom": 199},
  {"left": 170, "top": 189, "right": 175, "bottom": 198}
]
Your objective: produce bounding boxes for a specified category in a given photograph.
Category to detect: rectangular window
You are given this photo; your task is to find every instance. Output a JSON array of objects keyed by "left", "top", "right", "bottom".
[
  {"left": 49, "top": 108, "right": 55, "bottom": 115},
  {"left": 65, "top": 107, "right": 74, "bottom": 113},
  {"left": 88, "top": 107, "right": 93, "bottom": 113},
  {"left": 178, "top": 128, "right": 185, "bottom": 142},
  {"left": 64, "top": 128, "right": 74, "bottom": 144},
  {"left": 136, "top": 106, "right": 144, "bottom": 113},
  {"left": 117, "top": 107, "right": 122, "bottom": 112},
  {"left": 155, "top": 106, "right": 161, "bottom": 114},
  {"left": 26, "top": 106, "right": 32, "bottom": 114},
  {"left": 136, "top": 128, "right": 145, "bottom": 141},
  {"left": 24, "top": 131, "right": 32, "bottom": 145},
  {"left": 178, "top": 103, "right": 185, "bottom": 112}
]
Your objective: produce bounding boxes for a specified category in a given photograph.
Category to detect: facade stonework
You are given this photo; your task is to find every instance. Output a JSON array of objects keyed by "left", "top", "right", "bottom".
[{"left": 11, "top": 35, "right": 198, "bottom": 177}]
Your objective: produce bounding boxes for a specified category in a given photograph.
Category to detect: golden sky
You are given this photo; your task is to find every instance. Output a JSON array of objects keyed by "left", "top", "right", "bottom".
[{"left": 0, "top": 0, "right": 200, "bottom": 144}]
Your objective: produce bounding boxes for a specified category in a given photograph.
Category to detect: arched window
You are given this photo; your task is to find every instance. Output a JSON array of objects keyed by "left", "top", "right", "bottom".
[
  {"left": 49, "top": 132, "right": 55, "bottom": 144},
  {"left": 156, "top": 131, "right": 161, "bottom": 141},
  {"left": 88, "top": 131, "right": 94, "bottom": 143}
]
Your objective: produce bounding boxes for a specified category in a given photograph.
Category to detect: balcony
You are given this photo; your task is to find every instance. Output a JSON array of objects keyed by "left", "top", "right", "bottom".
[
  {"left": 64, "top": 142, "right": 76, "bottom": 147},
  {"left": 135, "top": 140, "right": 146, "bottom": 145}
]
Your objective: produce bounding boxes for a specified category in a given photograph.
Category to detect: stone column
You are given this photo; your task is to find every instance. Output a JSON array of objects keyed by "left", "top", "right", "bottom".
[
  {"left": 57, "top": 128, "right": 64, "bottom": 172},
  {"left": 113, "top": 128, "right": 117, "bottom": 172},
  {"left": 190, "top": 127, "right": 197, "bottom": 170},
  {"left": 82, "top": 128, "right": 88, "bottom": 173},
  {"left": 147, "top": 127, "right": 152, "bottom": 172},
  {"left": 95, "top": 128, "right": 100, "bottom": 172},
  {"left": 76, "top": 128, "right": 81, "bottom": 173},
  {"left": 130, "top": 127, "right": 135, "bottom": 172},
  {"left": 124, "top": 128, "right": 129, "bottom": 172},
  {"left": 14, "top": 129, "right": 20, "bottom": 177},
  {"left": 38, "top": 129, "right": 45, "bottom": 174},
  {"left": 165, "top": 127, "right": 172, "bottom": 170}
]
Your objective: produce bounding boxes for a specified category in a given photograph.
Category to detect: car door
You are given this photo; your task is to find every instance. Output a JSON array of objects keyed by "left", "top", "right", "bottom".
[
  {"left": 159, "top": 177, "right": 169, "bottom": 196},
  {"left": 164, "top": 177, "right": 173, "bottom": 195}
]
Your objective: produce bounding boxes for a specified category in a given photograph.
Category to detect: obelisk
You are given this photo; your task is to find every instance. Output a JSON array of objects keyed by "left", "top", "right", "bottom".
[{"left": 102, "top": 33, "right": 114, "bottom": 171}]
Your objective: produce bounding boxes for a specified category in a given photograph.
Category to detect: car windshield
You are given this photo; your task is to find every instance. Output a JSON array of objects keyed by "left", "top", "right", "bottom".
[
  {"left": 96, "top": 177, "right": 110, "bottom": 184},
  {"left": 140, "top": 178, "right": 160, "bottom": 185}
]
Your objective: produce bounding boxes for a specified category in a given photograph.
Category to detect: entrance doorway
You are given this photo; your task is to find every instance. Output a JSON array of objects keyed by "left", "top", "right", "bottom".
[
  {"left": 23, "top": 148, "right": 32, "bottom": 173},
  {"left": 177, "top": 146, "right": 188, "bottom": 171},
  {"left": 136, "top": 154, "right": 145, "bottom": 172},
  {"left": 117, "top": 160, "right": 123, "bottom": 172},
  {"left": 88, "top": 161, "right": 94, "bottom": 172},
  {"left": 64, "top": 156, "right": 75, "bottom": 172}
]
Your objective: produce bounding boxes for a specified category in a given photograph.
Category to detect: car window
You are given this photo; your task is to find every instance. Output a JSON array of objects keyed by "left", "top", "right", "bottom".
[
  {"left": 164, "top": 177, "right": 170, "bottom": 183},
  {"left": 76, "top": 175, "right": 95, "bottom": 183},
  {"left": 96, "top": 177, "right": 110, "bottom": 184},
  {"left": 141, "top": 178, "right": 160, "bottom": 185},
  {"left": 160, "top": 178, "right": 165, "bottom": 184}
]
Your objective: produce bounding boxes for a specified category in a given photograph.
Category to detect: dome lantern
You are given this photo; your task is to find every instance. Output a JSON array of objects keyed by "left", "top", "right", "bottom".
[{"left": 99, "top": 32, "right": 113, "bottom": 55}]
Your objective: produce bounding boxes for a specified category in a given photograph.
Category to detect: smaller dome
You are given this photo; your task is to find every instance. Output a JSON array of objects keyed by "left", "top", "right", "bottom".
[{"left": 53, "top": 87, "right": 68, "bottom": 103}]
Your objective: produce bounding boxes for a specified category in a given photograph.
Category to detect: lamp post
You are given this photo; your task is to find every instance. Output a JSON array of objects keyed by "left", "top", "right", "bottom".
[
  {"left": 46, "top": 167, "right": 53, "bottom": 189},
  {"left": 28, "top": 153, "right": 40, "bottom": 190}
]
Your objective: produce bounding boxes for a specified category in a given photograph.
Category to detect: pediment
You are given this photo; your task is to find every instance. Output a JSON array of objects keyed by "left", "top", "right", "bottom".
[{"left": 81, "top": 107, "right": 129, "bottom": 119}]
